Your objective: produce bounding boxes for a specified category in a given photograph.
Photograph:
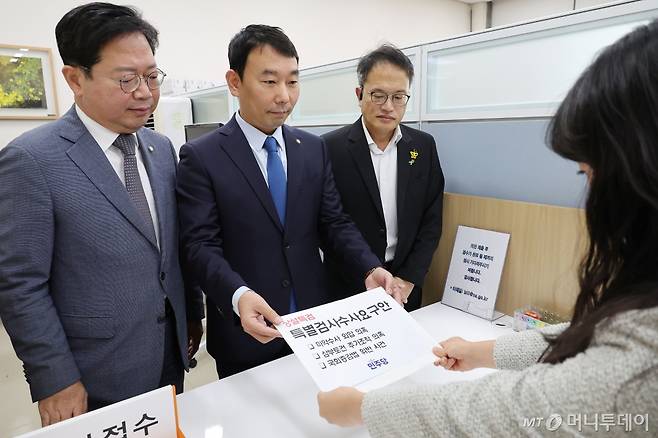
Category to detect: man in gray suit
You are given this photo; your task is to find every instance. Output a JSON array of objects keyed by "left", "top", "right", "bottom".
[{"left": 0, "top": 3, "right": 203, "bottom": 426}]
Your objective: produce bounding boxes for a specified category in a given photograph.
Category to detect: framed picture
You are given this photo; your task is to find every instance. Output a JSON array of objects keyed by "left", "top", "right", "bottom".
[{"left": 0, "top": 44, "right": 59, "bottom": 120}]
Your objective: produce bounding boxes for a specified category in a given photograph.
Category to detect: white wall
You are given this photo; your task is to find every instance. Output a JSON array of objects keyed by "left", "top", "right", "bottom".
[
  {"left": 471, "top": 2, "right": 491, "bottom": 31},
  {"left": 0, "top": 0, "right": 470, "bottom": 147},
  {"left": 491, "top": 0, "right": 619, "bottom": 27},
  {"left": 576, "top": 0, "right": 620, "bottom": 8},
  {"left": 492, "top": 0, "right": 575, "bottom": 27}
]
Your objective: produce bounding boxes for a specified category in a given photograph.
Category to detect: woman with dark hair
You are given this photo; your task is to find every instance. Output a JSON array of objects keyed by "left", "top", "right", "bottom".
[{"left": 317, "top": 19, "right": 658, "bottom": 437}]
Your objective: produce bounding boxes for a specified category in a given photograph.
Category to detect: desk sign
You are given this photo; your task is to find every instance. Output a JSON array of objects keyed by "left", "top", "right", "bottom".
[
  {"left": 277, "top": 288, "right": 436, "bottom": 392},
  {"left": 17, "top": 386, "right": 184, "bottom": 438},
  {"left": 442, "top": 225, "right": 510, "bottom": 320}
]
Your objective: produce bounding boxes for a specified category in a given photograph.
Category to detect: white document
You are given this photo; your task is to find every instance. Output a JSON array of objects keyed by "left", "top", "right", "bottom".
[
  {"left": 442, "top": 225, "right": 510, "bottom": 320},
  {"left": 277, "top": 288, "right": 436, "bottom": 392}
]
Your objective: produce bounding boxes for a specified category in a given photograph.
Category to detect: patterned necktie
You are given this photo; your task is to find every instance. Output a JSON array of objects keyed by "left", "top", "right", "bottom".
[
  {"left": 263, "top": 136, "right": 296, "bottom": 312},
  {"left": 113, "top": 134, "right": 157, "bottom": 244}
]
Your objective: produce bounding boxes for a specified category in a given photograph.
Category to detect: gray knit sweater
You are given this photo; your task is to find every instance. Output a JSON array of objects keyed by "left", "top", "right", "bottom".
[{"left": 362, "top": 307, "right": 658, "bottom": 437}]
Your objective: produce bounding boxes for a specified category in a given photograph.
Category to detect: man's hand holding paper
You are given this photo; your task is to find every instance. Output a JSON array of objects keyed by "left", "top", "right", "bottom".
[{"left": 238, "top": 290, "right": 283, "bottom": 343}]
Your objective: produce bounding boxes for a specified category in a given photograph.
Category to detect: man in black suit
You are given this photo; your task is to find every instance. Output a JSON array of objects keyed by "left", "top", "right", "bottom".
[{"left": 322, "top": 45, "right": 444, "bottom": 311}]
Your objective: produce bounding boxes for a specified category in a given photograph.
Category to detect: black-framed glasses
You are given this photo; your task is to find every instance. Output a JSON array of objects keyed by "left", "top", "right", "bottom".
[
  {"left": 367, "top": 90, "right": 410, "bottom": 106},
  {"left": 81, "top": 67, "right": 167, "bottom": 93}
]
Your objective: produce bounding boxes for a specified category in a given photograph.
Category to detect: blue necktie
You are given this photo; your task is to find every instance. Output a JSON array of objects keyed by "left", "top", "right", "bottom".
[
  {"left": 263, "top": 136, "right": 286, "bottom": 224},
  {"left": 263, "top": 136, "right": 297, "bottom": 312}
]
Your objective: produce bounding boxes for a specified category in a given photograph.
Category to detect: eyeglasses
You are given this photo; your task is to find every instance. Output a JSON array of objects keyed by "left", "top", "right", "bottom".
[
  {"left": 117, "top": 68, "right": 167, "bottom": 93},
  {"left": 81, "top": 67, "right": 167, "bottom": 93},
  {"left": 366, "top": 90, "right": 410, "bottom": 106}
]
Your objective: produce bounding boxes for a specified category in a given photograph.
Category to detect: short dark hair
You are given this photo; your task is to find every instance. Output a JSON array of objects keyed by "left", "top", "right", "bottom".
[
  {"left": 357, "top": 44, "right": 414, "bottom": 87},
  {"left": 228, "top": 24, "right": 298, "bottom": 78},
  {"left": 55, "top": 2, "right": 159, "bottom": 74}
]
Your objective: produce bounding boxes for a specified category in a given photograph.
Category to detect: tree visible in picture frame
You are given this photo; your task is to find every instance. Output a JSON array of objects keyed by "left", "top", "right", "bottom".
[
  {"left": 0, "top": 55, "right": 47, "bottom": 109},
  {"left": 0, "top": 45, "right": 58, "bottom": 120}
]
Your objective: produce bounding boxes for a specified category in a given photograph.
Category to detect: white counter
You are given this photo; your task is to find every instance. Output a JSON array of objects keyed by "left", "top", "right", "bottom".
[{"left": 177, "top": 302, "right": 513, "bottom": 438}]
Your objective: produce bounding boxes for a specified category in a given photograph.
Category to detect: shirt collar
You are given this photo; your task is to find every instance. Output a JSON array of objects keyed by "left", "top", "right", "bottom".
[
  {"left": 361, "top": 117, "right": 402, "bottom": 152},
  {"left": 235, "top": 111, "right": 285, "bottom": 153},
  {"left": 75, "top": 105, "right": 138, "bottom": 152}
]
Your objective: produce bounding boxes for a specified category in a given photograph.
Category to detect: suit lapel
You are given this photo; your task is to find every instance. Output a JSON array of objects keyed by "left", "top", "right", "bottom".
[
  {"left": 137, "top": 129, "right": 166, "bottom": 253},
  {"left": 347, "top": 120, "right": 385, "bottom": 222},
  {"left": 219, "top": 117, "right": 283, "bottom": 232},
  {"left": 62, "top": 109, "right": 159, "bottom": 250},
  {"left": 396, "top": 134, "right": 413, "bottom": 220},
  {"left": 282, "top": 126, "right": 303, "bottom": 238}
]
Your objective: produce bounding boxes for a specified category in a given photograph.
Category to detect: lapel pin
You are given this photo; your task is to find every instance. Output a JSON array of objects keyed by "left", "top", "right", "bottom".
[
  {"left": 147, "top": 145, "right": 155, "bottom": 153},
  {"left": 296, "top": 138, "right": 301, "bottom": 144},
  {"left": 408, "top": 148, "right": 419, "bottom": 166}
]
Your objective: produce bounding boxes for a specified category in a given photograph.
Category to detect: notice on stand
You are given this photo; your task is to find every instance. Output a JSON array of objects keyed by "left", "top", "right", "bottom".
[
  {"left": 442, "top": 225, "right": 510, "bottom": 320},
  {"left": 276, "top": 288, "right": 436, "bottom": 392}
]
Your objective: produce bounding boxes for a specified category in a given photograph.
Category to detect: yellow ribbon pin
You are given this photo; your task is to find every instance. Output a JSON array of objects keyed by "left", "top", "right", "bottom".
[{"left": 409, "top": 149, "right": 419, "bottom": 165}]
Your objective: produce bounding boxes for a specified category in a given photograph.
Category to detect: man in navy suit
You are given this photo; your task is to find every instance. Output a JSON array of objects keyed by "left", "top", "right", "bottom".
[
  {"left": 177, "top": 25, "right": 399, "bottom": 377},
  {"left": 0, "top": 3, "right": 203, "bottom": 426}
]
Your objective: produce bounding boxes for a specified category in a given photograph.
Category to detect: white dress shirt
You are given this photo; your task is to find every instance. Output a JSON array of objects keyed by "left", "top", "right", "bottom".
[
  {"left": 75, "top": 105, "right": 160, "bottom": 247},
  {"left": 235, "top": 110, "right": 287, "bottom": 180},
  {"left": 232, "top": 111, "right": 288, "bottom": 315},
  {"left": 362, "top": 118, "right": 402, "bottom": 263}
]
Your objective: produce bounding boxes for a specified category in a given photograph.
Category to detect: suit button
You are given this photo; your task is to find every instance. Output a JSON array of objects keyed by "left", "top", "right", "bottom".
[
  {"left": 284, "top": 243, "right": 290, "bottom": 250},
  {"left": 281, "top": 279, "right": 290, "bottom": 288},
  {"left": 157, "top": 314, "right": 167, "bottom": 323},
  {"left": 160, "top": 272, "right": 166, "bottom": 281},
  {"left": 379, "top": 228, "right": 385, "bottom": 236}
]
